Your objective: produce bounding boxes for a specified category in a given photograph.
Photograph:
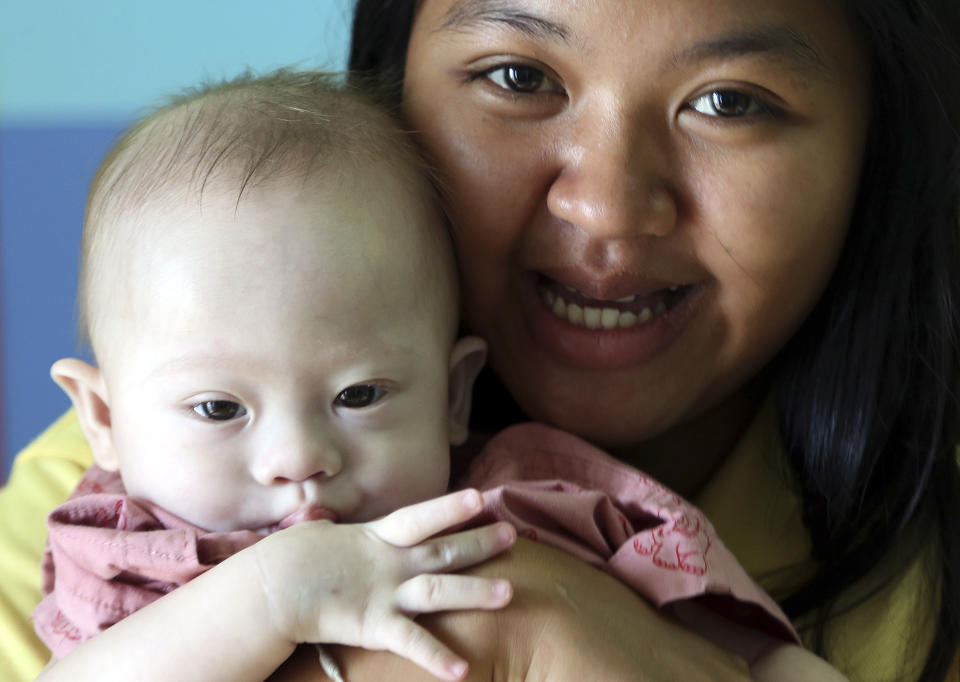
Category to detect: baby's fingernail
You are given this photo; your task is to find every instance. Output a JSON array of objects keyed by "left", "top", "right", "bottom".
[
  {"left": 463, "top": 490, "right": 482, "bottom": 511},
  {"left": 499, "top": 524, "right": 516, "bottom": 545},
  {"left": 492, "top": 580, "right": 512, "bottom": 600},
  {"left": 448, "top": 660, "right": 468, "bottom": 679}
]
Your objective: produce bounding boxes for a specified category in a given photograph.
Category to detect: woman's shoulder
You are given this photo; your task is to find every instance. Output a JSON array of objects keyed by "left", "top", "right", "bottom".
[
  {"left": 805, "top": 544, "right": 939, "bottom": 681},
  {"left": 0, "top": 409, "right": 91, "bottom": 682},
  {"left": 2, "top": 408, "right": 93, "bottom": 524},
  {"left": 692, "top": 401, "right": 944, "bottom": 680},
  {"left": 2, "top": 409, "right": 91, "bottom": 530},
  {"left": 11, "top": 409, "right": 93, "bottom": 469}
]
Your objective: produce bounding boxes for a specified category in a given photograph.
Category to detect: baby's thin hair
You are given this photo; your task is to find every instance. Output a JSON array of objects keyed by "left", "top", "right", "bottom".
[{"left": 79, "top": 68, "right": 450, "bottom": 354}]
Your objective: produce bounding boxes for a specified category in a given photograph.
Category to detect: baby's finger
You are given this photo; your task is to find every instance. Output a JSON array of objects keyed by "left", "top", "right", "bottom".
[
  {"left": 410, "top": 521, "right": 516, "bottom": 573},
  {"left": 395, "top": 574, "right": 513, "bottom": 614},
  {"left": 377, "top": 615, "right": 470, "bottom": 681},
  {"left": 367, "top": 489, "right": 485, "bottom": 546}
]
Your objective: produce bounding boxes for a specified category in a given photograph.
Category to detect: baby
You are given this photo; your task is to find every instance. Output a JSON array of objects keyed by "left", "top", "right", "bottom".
[
  {"left": 34, "top": 70, "right": 513, "bottom": 682},
  {"left": 34, "top": 69, "right": 844, "bottom": 682}
]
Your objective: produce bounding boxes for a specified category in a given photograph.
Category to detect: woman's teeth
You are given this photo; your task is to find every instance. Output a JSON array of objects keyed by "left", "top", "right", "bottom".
[{"left": 542, "top": 288, "right": 669, "bottom": 329}]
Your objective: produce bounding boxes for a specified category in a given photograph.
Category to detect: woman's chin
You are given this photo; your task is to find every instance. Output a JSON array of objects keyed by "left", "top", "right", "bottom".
[{"left": 505, "top": 374, "right": 686, "bottom": 447}]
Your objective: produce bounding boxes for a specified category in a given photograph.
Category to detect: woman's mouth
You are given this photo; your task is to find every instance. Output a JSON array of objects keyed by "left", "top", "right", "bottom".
[
  {"left": 537, "top": 278, "right": 691, "bottom": 330},
  {"left": 520, "top": 273, "right": 702, "bottom": 370}
]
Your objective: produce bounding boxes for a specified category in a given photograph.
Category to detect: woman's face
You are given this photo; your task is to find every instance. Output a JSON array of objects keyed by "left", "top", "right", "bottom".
[{"left": 404, "top": 0, "right": 869, "bottom": 448}]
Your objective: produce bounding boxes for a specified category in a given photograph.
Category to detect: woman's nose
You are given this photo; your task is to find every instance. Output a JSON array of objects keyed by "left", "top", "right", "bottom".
[
  {"left": 252, "top": 423, "right": 343, "bottom": 485},
  {"left": 546, "top": 108, "right": 678, "bottom": 240}
]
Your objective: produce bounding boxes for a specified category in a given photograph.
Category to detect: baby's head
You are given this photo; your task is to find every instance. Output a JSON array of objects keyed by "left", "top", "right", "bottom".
[{"left": 54, "top": 70, "right": 486, "bottom": 532}]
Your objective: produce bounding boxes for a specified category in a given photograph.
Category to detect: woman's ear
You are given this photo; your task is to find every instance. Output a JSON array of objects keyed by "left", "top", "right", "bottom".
[
  {"left": 50, "top": 358, "right": 119, "bottom": 471},
  {"left": 447, "top": 336, "right": 488, "bottom": 446}
]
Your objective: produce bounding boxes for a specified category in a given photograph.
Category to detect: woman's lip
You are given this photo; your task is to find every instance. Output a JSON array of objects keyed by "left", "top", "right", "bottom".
[
  {"left": 520, "top": 272, "right": 704, "bottom": 370},
  {"left": 537, "top": 273, "right": 688, "bottom": 314},
  {"left": 536, "top": 266, "right": 688, "bottom": 301}
]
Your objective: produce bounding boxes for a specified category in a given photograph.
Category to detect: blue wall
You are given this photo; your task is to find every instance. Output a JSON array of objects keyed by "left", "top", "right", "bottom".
[{"left": 1, "top": 1, "right": 353, "bottom": 480}]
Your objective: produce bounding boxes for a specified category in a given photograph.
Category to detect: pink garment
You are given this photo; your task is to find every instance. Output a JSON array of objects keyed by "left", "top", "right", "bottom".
[
  {"left": 35, "top": 422, "right": 798, "bottom": 661},
  {"left": 463, "top": 423, "right": 800, "bottom": 648},
  {"left": 33, "top": 466, "right": 263, "bottom": 658}
]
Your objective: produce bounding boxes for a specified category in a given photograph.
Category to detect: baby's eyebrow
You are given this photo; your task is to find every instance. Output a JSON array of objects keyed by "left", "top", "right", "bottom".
[
  {"left": 438, "top": 0, "right": 572, "bottom": 44},
  {"left": 669, "top": 24, "right": 828, "bottom": 77},
  {"left": 147, "top": 354, "right": 256, "bottom": 379},
  {"left": 148, "top": 346, "right": 420, "bottom": 381}
]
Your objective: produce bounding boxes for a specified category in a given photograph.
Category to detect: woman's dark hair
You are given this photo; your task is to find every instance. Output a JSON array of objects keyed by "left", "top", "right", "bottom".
[
  {"left": 348, "top": 0, "right": 418, "bottom": 109},
  {"left": 774, "top": 2, "right": 960, "bottom": 680},
  {"left": 349, "top": 1, "right": 960, "bottom": 679}
]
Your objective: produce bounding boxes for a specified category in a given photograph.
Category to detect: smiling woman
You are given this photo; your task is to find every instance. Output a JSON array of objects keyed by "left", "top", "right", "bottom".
[{"left": 345, "top": 0, "right": 960, "bottom": 679}]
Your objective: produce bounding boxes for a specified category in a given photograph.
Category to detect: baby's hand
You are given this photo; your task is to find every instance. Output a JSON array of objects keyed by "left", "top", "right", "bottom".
[{"left": 248, "top": 489, "right": 515, "bottom": 681}]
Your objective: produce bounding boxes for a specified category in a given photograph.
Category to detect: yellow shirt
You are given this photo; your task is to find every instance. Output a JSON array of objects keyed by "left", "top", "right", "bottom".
[{"left": 0, "top": 408, "right": 943, "bottom": 681}]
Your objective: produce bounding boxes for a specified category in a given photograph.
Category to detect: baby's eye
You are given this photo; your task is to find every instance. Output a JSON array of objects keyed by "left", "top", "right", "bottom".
[
  {"left": 193, "top": 400, "right": 246, "bottom": 421},
  {"left": 334, "top": 385, "right": 387, "bottom": 409},
  {"left": 688, "top": 89, "right": 767, "bottom": 118},
  {"left": 482, "top": 64, "right": 561, "bottom": 94}
]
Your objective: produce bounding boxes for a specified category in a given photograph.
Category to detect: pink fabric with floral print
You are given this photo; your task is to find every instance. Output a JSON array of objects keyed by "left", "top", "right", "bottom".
[
  {"left": 462, "top": 423, "right": 799, "bottom": 646},
  {"left": 33, "top": 466, "right": 262, "bottom": 658}
]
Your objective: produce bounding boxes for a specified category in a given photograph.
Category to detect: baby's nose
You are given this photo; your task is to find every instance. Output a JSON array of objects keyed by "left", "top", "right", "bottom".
[{"left": 253, "top": 426, "right": 343, "bottom": 485}]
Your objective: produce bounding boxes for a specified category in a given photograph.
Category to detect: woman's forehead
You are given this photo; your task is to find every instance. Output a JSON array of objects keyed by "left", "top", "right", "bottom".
[{"left": 414, "top": 0, "right": 854, "bottom": 55}]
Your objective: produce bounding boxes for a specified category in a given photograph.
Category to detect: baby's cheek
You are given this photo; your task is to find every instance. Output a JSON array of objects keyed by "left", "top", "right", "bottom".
[
  {"left": 368, "top": 452, "right": 450, "bottom": 512},
  {"left": 126, "top": 461, "right": 246, "bottom": 532}
]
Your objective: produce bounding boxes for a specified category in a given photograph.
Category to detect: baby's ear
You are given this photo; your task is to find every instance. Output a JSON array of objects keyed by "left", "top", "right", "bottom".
[
  {"left": 447, "top": 336, "right": 487, "bottom": 446},
  {"left": 50, "top": 358, "right": 119, "bottom": 471}
]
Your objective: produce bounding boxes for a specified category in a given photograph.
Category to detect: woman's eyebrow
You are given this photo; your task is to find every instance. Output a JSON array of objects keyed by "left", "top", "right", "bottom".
[
  {"left": 438, "top": 0, "right": 571, "bottom": 43},
  {"left": 669, "top": 25, "right": 828, "bottom": 76},
  {"left": 436, "top": 7, "right": 826, "bottom": 78}
]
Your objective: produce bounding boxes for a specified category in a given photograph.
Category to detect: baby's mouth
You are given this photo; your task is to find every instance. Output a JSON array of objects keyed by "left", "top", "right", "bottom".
[
  {"left": 537, "top": 277, "right": 691, "bottom": 330},
  {"left": 268, "top": 505, "right": 338, "bottom": 533}
]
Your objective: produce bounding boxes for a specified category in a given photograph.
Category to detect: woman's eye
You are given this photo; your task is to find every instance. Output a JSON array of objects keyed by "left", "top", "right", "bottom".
[
  {"left": 689, "top": 90, "right": 766, "bottom": 118},
  {"left": 484, "top": 65, "right": 558, "bottom": 94},
  {"left": 193, "top": 400, "right": 246, "bottom": 421},
  {"left": 335, "top": 385, "right": 386, "bottom": 409}
]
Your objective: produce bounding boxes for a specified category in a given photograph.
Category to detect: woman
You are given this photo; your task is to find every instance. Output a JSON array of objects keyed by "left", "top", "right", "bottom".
[{"left": 2, "top": 0, "right": 958, "bottom": 679}]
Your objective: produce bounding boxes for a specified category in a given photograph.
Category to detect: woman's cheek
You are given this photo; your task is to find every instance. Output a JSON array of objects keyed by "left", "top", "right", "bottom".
[
  {"left": 439, "top": 128, "right": 537, "bottom": 221},
  {"left": 706, "top": 141, "right": 845, "bottom": 264},
  {"left": 702, "top": 158, "right": 850, "bottom": 367}
]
